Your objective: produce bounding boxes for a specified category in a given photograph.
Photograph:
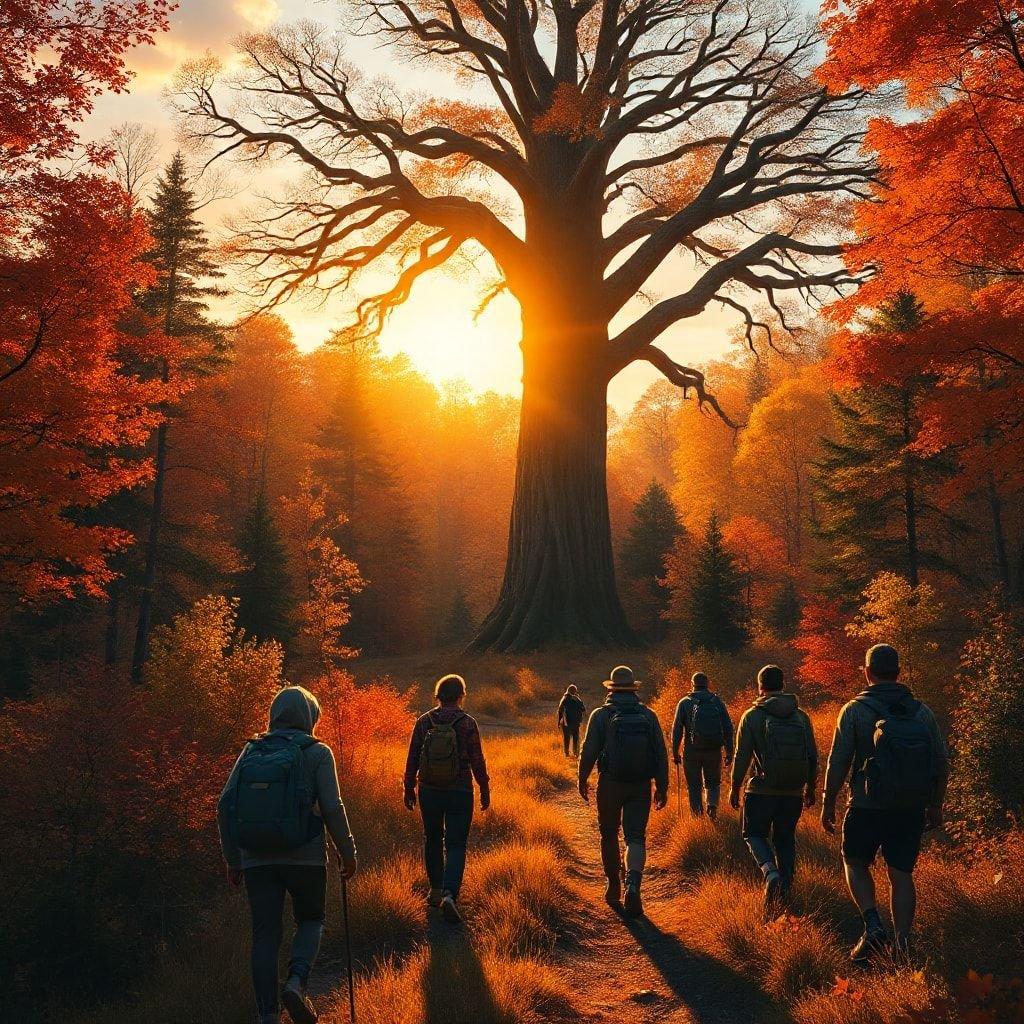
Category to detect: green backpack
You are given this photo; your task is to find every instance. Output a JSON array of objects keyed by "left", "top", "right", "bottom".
[
  {"left": 418, "top": 712, "right": 464, "bottom": 787},
  {"left": 760, "top": 714, "right": 811, "bottom": 791},
  {"left": 233, "top": 733, "right": 322, "bottom": 854}
]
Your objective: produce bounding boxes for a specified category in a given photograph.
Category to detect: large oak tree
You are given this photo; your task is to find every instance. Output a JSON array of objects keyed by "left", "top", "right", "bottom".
[{"left": 178, "top": 0, "right": 875, "bottom": 650}]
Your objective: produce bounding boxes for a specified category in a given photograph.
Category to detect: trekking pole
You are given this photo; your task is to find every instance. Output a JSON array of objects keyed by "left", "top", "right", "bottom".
[{"left": 341, "top": 877, "right": 357, "bottom": 1024}]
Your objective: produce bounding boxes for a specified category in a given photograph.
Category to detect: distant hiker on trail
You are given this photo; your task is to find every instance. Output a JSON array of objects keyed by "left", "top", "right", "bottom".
[
  {"left": 578, "top": 665, "right": 668, "bottom": 918},
  {"left": 404, "top": 673, "right": 491, "bottom": 925},
  {"left": 730, "top": 665, "right": 818, "bottom": 915},
  {"left": 671, "top": 671, "right": 734, "bottom": 818},
  {"left": 217, "top": 685, "right": 358, "bottom": 1024},
  {"left": 821, "top": 643, "right": 948, "bottom": 965},
  {"left": 557, "top": 684, "right": 587, "bottom": 757}
]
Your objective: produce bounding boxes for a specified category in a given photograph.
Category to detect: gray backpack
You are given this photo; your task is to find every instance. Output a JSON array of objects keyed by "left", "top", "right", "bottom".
[
  {"left": 689, "top": 694, "right": 725, "bottom": 750},
  {"left": 760, "top": 714, "right": 811, "bottom": 791},
  {"left": 856, "top": 696, "right": 934, "bottom": 809}
]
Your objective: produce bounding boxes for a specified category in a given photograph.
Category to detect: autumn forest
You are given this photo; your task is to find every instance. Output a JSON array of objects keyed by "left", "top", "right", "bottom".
[{"left": 2, "top": 0, "right": 1024, "bottom": 1021}]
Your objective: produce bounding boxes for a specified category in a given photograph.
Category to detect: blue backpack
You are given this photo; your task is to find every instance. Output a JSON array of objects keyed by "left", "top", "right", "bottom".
[{"left": 232, "top": 733, "right": 323, "bottom": 853}]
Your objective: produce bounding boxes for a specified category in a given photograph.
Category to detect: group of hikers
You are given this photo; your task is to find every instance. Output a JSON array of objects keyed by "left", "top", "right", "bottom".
[{"left": 217, "top": 643, "right": 947, "bottom": 1024}]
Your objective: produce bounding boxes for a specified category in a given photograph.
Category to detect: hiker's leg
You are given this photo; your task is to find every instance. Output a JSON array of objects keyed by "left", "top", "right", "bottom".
[
  {"left": 244, "top": 866, "right": 286, "bottom": 1016},
  {"left": 561, "top": 725, "right": 570, "bottom": 756},
  {"left": 682, "top": 753, "right": 704, "bottom": 816},
  {"left": 703, "top": 750, "right": 722, "bottom": 816},
  {"left": 621, "top": 783, "right": 653, "bottom": 874},
  {"left": 881, "top": 809, "right": 925, "bottom": 941},
  {"left": 441, "top": 789, "right": 474, "bottom": 900},
  {"left": 741, "top": 794, "right": 777, "bottom": 875},
  {"left": 419, "top": 787, "right": 445, "bottom": 892},
  {"left": 284, "top": 866, "right": 327, "bottom": 984},
  {"left": 570, "top": 724, "right": 580, "bottom": 755},
  {"left": 596, "top": 777, "right": 625, "bottom": 881},
  {"left": 887, "top": 866, "right": 916, "bottom": 940},
  {"left": 772, "top": 796, "right": 804, "bottom": 887},
  {"left": 842, "top": 808, "right": 884, "bottom": 914}
]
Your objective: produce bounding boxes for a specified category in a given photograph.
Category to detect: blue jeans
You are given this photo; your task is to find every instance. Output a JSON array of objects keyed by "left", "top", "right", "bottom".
[
  {"left": 244, "top": 865, "right": 326, "bottom": 1014},
  {"left": 683, "top": 748, "right": 723, "bottom": 815},
  {"left": 741, "top": 793, "right": 804, "bottom": 885},
  {"left": 419, "top": 787, "right": 474, "bottom": 899}
]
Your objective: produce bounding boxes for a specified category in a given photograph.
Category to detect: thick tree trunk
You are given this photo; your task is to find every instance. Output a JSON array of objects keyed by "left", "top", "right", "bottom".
[{"left": 472, "top": 286, "right": 634, "bottom": 652}]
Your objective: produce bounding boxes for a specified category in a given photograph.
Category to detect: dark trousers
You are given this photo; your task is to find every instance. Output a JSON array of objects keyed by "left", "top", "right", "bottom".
[
  {"left": 561, "top": 722, "right": 581, "bottom": 756},
  {"left": 244, "top": 864, "right": 326, "bottom": 1015},
  {"left": 741, "top": 793, "right": 804, "bottom": 885},
  {"left": 683, "top": 747, "right": 723, "bottom": 815},
  {"left": 419, "top": 787, "right": 474, "bottom": 899},
  {"left": 596, "top": 775, "right": 652, "bottom": 880}
]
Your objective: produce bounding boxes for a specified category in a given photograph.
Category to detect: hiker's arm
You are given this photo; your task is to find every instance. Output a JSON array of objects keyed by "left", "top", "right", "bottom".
[
  {"left": 216, "top": 748, "right": 246, "bottom": 871},
  {"left": 823, "top": 706, "right": 855, "bottom": 805},
  {"left": 557, "top": 697, "right": 566, "bottom": 725},
  {"left": 578, "top": 710, "right": 604, "bottom": 791},
  {"left": 720, "top": 701, "right": 735, "bottom": 763},
  {"left": 670, "top": 699, "right": 687, "bottom": 760},
  {"left": 730, "top": 712, "right": 754, "bottom": 792},
  {"left": 804, "top": 712, "right": 819, "bottom": 806},
  {"left": 925, "top": 708, "right": 949, "bottom": 823},
  {"left": 403, "top": 718, "right": 425, "bottom": 805},
  {"left": 316, "top": 747, "right": 357, "bottom": 873},
  {"left": 466, "top": 719, "right": 491, "bottom": 807},
  {"left": 651, "top": 714, "right": 669, "bottom": 796}
]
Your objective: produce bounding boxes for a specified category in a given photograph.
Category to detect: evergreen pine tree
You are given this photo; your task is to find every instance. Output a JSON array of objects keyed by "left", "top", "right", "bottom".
[
  {"left": 767, "top": 579, "right": 802, "bottom": 640},
  {"left": 236, "top": 490, "right": 295, "bottom": 644},
  {"left": 620, "top": 480, "right": 683, "bottom": 636},
  {"left": 813, "top": 292, "right": 960, "bottom": 598},
  {"left": 130, "top": 153, "right": 224, "bottom": 682},
  {"left": 687, "top": 512, "right": 748, "bottom": 652}
]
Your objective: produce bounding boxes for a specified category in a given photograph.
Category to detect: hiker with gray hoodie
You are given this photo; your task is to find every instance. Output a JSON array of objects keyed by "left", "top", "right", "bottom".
[
  {"left": 822, "top": 643, "right": 948, "bottom": 964},
  {"left": 730, "top": 665, "right": 818, "bottom": 914},
  {"left": 218, "top": 685, "right": 358, "bottom": 1024},
  {"left": 578, "top": 665, "right": 668, "bottom": 918},
  {"left": 671, "top": 672, "right": 734, "bottom": 818}
]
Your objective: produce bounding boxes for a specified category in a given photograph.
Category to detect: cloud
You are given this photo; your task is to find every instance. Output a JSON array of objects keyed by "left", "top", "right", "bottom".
[{"left": 125, "top": 0, "right": 281, "bottom": 90}]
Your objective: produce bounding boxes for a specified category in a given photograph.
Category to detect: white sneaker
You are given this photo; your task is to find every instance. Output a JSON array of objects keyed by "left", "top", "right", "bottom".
[{"left": 440, "top": 892, "right": 462, "bottom": 924}]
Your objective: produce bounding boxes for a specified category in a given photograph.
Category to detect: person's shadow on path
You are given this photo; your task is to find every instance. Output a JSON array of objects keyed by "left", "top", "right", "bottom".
[{"left": 422, "top": 917, "right": 503, "bottom": 1024}]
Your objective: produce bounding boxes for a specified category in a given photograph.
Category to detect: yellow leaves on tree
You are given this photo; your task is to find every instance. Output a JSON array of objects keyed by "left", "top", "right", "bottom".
[
  {"left": 279, "top": 470, "right": 364, "bottom": 674},
  {"left": 847, "top": 571, "right": 942, "bottom": 688},
  {"left": 147, "top": 594, "right": 285, "bottom": 750}
]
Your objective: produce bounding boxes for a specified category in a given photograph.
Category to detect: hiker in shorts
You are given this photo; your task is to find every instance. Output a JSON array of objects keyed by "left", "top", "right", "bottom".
[
  {"left": 730, "top": 665, "right": 818, "bottom": 915},
  {"left": 557, "top": 684, "right": 587, "bottom": 758},
  {"left": 822, "top": 643, "right": 948, "bottom": 964},
  {"left": 578, "top": 665, "right": 668, "bottom": 918},
  {"left": 217, "top": 685, "right": 358, "bottom": 1024},
  {"left": 671, "top": 672, "right": 734, "bottom": 818},
  {"left": 404, "top": 673, "right": 491, "bottom": 924}
]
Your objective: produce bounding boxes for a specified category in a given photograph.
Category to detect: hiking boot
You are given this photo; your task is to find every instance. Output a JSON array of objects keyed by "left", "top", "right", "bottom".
[
  {"left": 707, "top": 805, "right": 718, "bottom": 821},
  {"left": 426, "top": 887, "right": 444, "bottom": 907},
  {"left": 604, "top": 876, "right": 621, "bottom": 907},
  {"left": 763, "top": 868, "right": 783, "bottom": 916},
  {"left": 281, "top": 975, "right": 317, "bottom": 1024},
  {"left": 849, "top": 924, "right": 890, "bottom": 965},
  {"left": 441, "top": 891, "right": 462, "bottom": 924},
  {"left": 623, "top": 872, "right": 643, "bottom": 918}
]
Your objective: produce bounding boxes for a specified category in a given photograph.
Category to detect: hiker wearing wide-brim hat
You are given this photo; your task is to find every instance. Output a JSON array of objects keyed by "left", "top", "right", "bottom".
[
  {"left": 579, "top": 665, "right": 668, "bottom": 918},
  {"left": 602, "top": 664, "right": 642, "bottom": 692}
]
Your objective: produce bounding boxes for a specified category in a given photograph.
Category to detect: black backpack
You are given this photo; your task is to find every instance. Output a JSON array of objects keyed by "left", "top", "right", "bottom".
[
  {"left": 418, "top": 711, "right": 465, "bottom": 788},
  {"left": 760, "top": 713, "right": 812, "bottom": 791},
  {"left": 688, "top": 693, "right": 725, "bottom": 751},
  {"left": 603, "top": 706, "right": 656, "bottom": 783},
  {"left": 856, "top": 696, "right": 935, "bottom": 809},
  {"left": 233, "top": 733, "right": 323, "bottom": 853}
]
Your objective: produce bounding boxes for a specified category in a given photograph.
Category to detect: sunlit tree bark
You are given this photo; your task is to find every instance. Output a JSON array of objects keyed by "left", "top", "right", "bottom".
[{"left": 177, "top": 0, "right": 876, "bottom": 650}]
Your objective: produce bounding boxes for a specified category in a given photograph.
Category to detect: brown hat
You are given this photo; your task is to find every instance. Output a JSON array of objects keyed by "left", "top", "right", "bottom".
[{"left": 603, "top": 665, "right": 641, "bottom": 691}]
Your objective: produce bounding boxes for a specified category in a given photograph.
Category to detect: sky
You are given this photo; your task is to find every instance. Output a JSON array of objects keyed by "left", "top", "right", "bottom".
[{"left": 86, "top": 0, "right": 824, "bottom": 412}]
